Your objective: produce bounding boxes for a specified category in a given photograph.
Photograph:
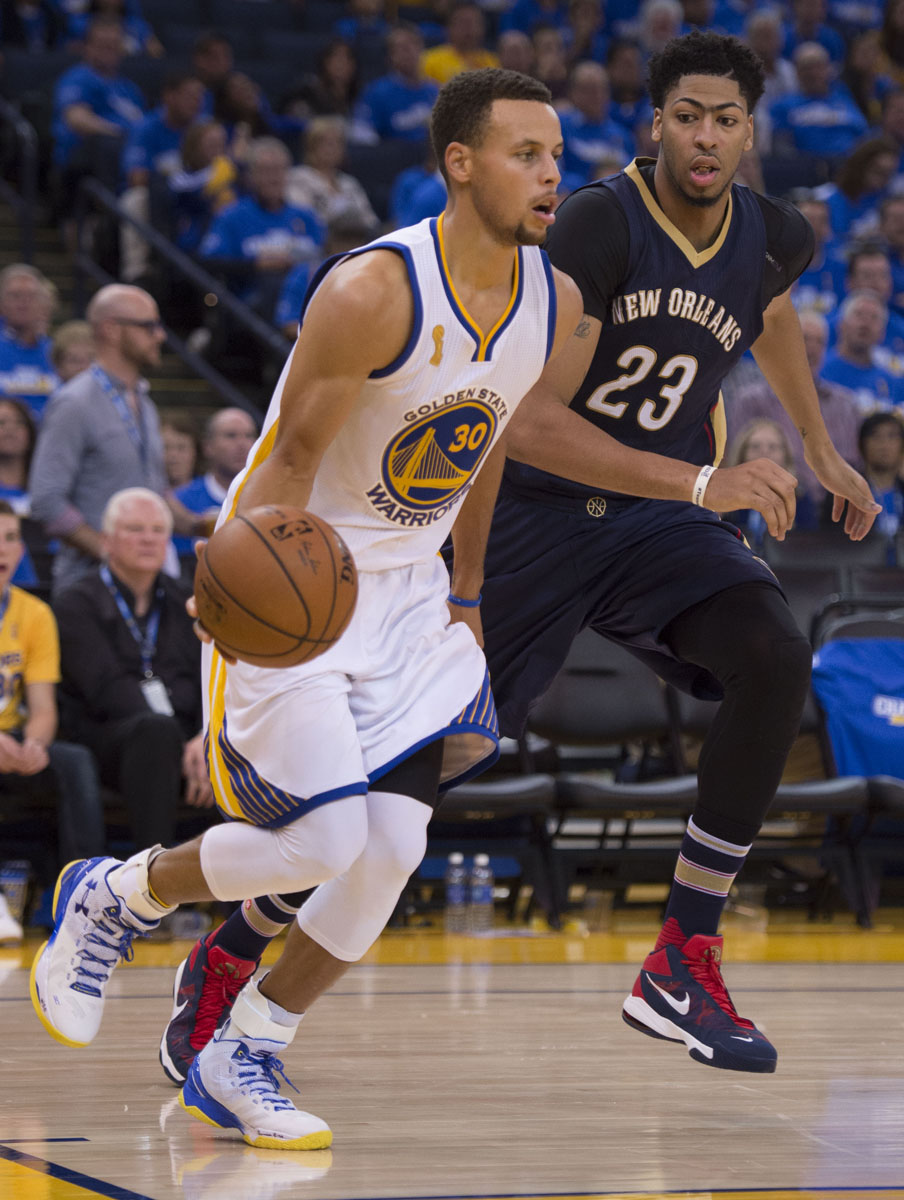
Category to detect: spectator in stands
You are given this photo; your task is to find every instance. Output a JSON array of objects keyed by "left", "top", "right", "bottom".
[
  {"left": 64, "top": 0, "right": 163, "bottom": 58},
  {"left": 729, "top": 308, "right": 861, "bottom": 512},
  {"left": 842, "top": 29, "right": 896, "bottom": 124},
  {"left": 214, "top": 72, "right": 304, "bottom": 145},
  {"left": 0, "top": 265, "right": 58, "bottom": 424},
  {"left": 54, "top": 488, "right": 213, "bottom": 861},
  {"left": 169, "top": 407, "right": 258, "bottom": 558},
  {"left": 745, "top": 8, "right": 796, "bottom": 155},
  {"left": 167, "top": 121, "right": 238, "bottom": 254},
  {"left": 279, "top": 38, "right": 363, "bottom": 122},
  {"left": 842, "top": 243, "right": 904, "bottom": 362},
  {"left": 564, "top": 0, "right": 609, "bottom": 66},
  {"left": 160, "top": 411, "right": 201, "bottom": 491},
  {"left": 821, "top": 290, "right": 904, "bottom": 411},
  {"left": 783, "top": 0, "right": 846, "bottom": 64},
  {"left": 879, "top": 87, "right": 904, "bottom": 167},
  {"left": 421, "top": 2, "right": 499, "bottom": 85},
  {"left": 559, "top": 61, "right": 633, "bottom": 182},
  {"left": 192, "top": 30, "right": 234, "bottom": 117},
  {"left": 50, "top": 319, "right": 95, "bottom": 385},
  {"left": 815, "top": 136, "right": 900, "bottom": 242},
  {"left": 878, "top": 0, "right": 904, "bottom": 89},
  {"left": 0, "top": 398, "right": 36, "bottom": 513},
  {"left": 496, "top": 30, "right": 535, "bottom": 76},
  {"left": 355, "top": 23, "right": 439, "bottom": 143},
  {"left": 52, "top": 16, "right": 146, "bottom": 204},
  {"left": 389, "top": 146, "right": 443, "bottom": 228},
  {"left": 0, "top": 0, "right": 65, "bottom": 49},
  {"left": 286, "top": 117, "right": 379, "bottom": 233},
  {"left": 274, "top": 214, "right": 375, "bottom": 338},
  {"left": 29, "top": 283, "right": 168, "bottom": 595},
  {"left": 199, "top": 137, "right": 325, "bottom": 319},
  {"left": 724, "top": 419, "right": 817, "bottom": 546},
  {"left": 790, "top": 192, "right": 845, "bottom": 316},
  {"left": 334, "top": 0, "right": 390, "bottom": 45},
  {"left": 636, "top": 0, "right": 683, "bottom": 60},
  {"left": 0, "top": 499, "right": 104, "bottom": 944},
  {"left": 500, "top": 0, "right": 568, "bottom": 37},
  {"left": 607, "top": 40, "right": 654, "bottom": 153},
  {"left": 769, "top": 42, "right": 869, "bottom": 164},
  {"left": 858, "top": 410, "right": 904, "bottom": 540},
  {"left": 531, "top": 24, "right": 569, "bottom": 101},
  {"left": 880, "top": 194, "right": 904, "bottom": 317}
]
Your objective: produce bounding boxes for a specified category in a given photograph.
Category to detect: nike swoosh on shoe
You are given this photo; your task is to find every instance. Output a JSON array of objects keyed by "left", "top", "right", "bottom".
[{"left": 646, "top": 975, "right": 690, "bottom": 1015}]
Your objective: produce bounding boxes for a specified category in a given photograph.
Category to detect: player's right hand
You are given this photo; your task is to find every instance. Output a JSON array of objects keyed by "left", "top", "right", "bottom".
[{"left": 703, "top": 459, "right": 798, "bottom": 540}]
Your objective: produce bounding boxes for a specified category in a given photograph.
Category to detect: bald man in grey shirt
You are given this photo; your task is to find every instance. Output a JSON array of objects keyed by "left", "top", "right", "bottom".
[{"left": 29, "top": 284, "right": 168, "bottom": 594}]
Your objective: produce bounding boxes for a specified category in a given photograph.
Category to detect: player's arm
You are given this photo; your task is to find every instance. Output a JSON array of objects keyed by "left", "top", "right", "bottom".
[
  {"left": 506, "top": 274, "right": 799, "bottom": 537},
  {"left": 751, "top": 286, "right": 880, "bottom": 540},
  {"left": 236, "top": 250, "right": 414, "bottom": 514}
]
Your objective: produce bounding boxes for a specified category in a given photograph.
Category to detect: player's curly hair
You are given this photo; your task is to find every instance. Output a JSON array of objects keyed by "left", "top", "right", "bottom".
[
  {"left": 647, "top": 31, "right": 765, "bottom": 113},
  {"left": 430, "top": 68, "right": 552, "bottom": 183}
]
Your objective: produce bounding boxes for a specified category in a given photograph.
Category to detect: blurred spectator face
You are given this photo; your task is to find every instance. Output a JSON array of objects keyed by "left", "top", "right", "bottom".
[
  {"left": 204, "top": 408, "right": 258, "bottom": 483},
  {"left": 104, "top": 494, "right": 172, "bottom": 577},
  {"left": 849, "top": 252, "right": 893, "bottom": 302},
  {"left": 641, "top": 0, "right": 682, "bottom": 53},
  {"left": 862, "top": 150, "right": 899, "bottom": 194},
  {"left": 848, "top": 29, "right": 882, "bottom": 74},
  {"left": 838, "top": 294, "right": 887, "bottom": 355},
  {"left": 194, "top": 38, "right": 233, "bottom": 89},
  {"left": 0, "top": 513, "right": 24, "bottom": 587},
  {"left": 56, "top": 336, "right": 95, "bottom": 382},
  {"left": 881, "top": 197, "right": 904, "bottom": 253},
  {"left": 0, "top": 401, "right": 33, "bottom": 467},
  {"left": 222, "top": 73, "right": 262, "bottom": 121},
  {"left": 746, "top": 14, "right": 782, "bottom": 66},
  {"left": 305, "top": 120, "right": 347, "bottom": 171},
  {"left": 682, "top": 0, "right": 714, "bottom": 25},
  {"left": 794, "top": 44, "right": 832, "bottom": 96},
  {"left": 84, "top": 22, "right": 126, "bottom": 75},
  {"left": 742, "top": 422, "right": 792, "bottom": 468},
  {"left": 162, "top": 423, "right": 198, "bottom": 488},
  {"left": 165, "top": 78, "right": 205, "bottom": 127},
  {"left": 570, "top": 63, "right": 610, "bottom": 121},
  {"left": 799, "top": 311, "right": 829, "bottom": 373},
  {"left": 861, "top": 416, "right": 904, "bottom": 473},
  {"left": 98, "top": 292, "right": 166, "bottom": 371},
  {"left": 448, "top": 5, "right": 485, "bottom": 53},
  {"left": 322, "top": 42, "right": 357, "bottom": 88},
  {"left": 533, "top": 26, "right": 565, "bottom": 61},
  {"left": 249, "top": 144, "right": 289, "bottom": 208},
  {"left": 796, "top": 197, "right": 831, "bottom": 245},
  {"left": 793, "top": 0, "right": 825, "bottom": 27},
  {"left": 570, "top": 0, "right": 603, "bottom": 36},
  {"left": 199, "top": 122, "right": 228, "bottom": 166},
  {"left": 497, "top": 30, "right": 534, "bottom": 75},
  {"left": 387, "top": 27, "right": 425, "bottom": 78},
  {"left": 0, "top": 271, "right": 51, "bottom": 341},
  {"left": 607, "top": 42, "right": 643, "bottom": 95}
]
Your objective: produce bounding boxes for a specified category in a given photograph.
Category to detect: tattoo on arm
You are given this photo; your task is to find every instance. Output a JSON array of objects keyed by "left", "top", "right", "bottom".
[
  {"left": 799, "top": 426, "right": 807, "bottom": 441},
  {"left": 574, "top": 316, "right": 592, "bottom": 339}
]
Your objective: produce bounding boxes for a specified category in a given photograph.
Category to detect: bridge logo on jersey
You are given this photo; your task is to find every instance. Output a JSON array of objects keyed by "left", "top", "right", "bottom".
[{"left": 367, "top": 401, "right": 498, "bottom": 524}]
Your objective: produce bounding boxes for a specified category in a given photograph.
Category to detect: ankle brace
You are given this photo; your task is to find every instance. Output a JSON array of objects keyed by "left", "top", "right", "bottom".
[{"left": 107, "top": 845, "right": 173, "bottom": 922}]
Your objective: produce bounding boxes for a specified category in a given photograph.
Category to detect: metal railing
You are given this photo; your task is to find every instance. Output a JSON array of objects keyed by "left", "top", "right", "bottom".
[
  {"left": 73, "top": 178, "right": 295, "bottom": 413},
  {"left": 0, "top": 98, "right": 38, "bottom": 263}
]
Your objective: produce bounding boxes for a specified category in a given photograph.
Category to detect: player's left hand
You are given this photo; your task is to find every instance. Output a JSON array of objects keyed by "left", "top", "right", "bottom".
[
  {"left": 448, "top": 599, "right": 484, "bottom": 648},
  {"left": 807, "top": 445, "right": 881, "bottom": 540}
]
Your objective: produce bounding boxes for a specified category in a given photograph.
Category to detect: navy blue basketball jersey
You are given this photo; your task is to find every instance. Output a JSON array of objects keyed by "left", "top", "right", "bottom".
[{"left": 506, "top": 159, "right": 813, "bottom": 504}]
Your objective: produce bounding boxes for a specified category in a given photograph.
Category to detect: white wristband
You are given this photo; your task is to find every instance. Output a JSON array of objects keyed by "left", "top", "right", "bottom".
[{"left": 692, "top": 464, "right": 716, "bottom": 507}]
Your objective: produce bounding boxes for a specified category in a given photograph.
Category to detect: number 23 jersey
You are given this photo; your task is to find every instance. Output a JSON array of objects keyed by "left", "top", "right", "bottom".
[{"left": 508, "top": 157, "right": 814, "bottom": 504}]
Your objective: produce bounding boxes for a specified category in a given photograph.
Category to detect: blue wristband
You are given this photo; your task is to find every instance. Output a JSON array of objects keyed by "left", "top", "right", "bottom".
[{"left": 448, "top": 592, "right": 482, "bottom": 608}]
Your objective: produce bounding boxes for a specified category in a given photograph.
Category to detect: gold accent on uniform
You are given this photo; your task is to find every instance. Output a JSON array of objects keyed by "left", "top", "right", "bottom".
[
  {"left": 711, "top": 390, "right": 727, "bottom": 466},
  {"left": 430, "top": 324, "right": 444, "bottom": 365},
  {"left": 626, "top": 158, "right": 733, "bottom": 270},
  {"left": 436, "top": 212, "right": 519, "bottom": 361},
  {"left": 389, "top": 426, "right": 471, "bottom": 497},
  {"left": 674, "top": 857, "right": 734, "bottom": 896}
]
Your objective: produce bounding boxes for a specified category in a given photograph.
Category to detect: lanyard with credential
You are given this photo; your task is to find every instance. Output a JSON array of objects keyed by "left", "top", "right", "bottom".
[
  {"left": 91, "top": 365, "right": 147, "bottom": 471},
  {"left": 100, "top": 565, "right": 162, "bottom": 679}
]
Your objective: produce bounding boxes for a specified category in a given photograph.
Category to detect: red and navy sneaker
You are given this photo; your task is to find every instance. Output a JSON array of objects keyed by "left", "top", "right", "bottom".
[
  {"left": 159, "top": 930, "right": 259, "bottom": 1085},
  {"left": 622, "top": 933, "right": 777, "bottom": 1073}
]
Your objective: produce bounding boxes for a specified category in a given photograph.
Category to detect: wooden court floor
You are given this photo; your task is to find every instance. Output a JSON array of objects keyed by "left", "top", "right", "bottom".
[{"left": 2, "top": 908, "right": 903, "bottom": 1200}]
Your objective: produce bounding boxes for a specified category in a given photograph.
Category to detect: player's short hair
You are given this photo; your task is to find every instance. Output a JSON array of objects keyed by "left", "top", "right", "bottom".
[
  {"left": 430, "top": 68, "right": 552, "bottom": 183},
  {"left": 647, "top": 30, "right": 765, "bottom": 113}
]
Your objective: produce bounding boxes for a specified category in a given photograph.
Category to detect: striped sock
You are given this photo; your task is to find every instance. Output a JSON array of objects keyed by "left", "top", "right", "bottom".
[
  {"left": 216, "top": 892, "right": 307, "bottom": 962},
  {"left": 655, "top": 817, "right": 752, "bottom": 949}
]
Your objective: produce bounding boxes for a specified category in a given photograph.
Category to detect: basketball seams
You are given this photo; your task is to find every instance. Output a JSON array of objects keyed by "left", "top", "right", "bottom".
[
  {"left": 202, "top": 553, "right": 308, "bottom": 643},
  {"left": 235, "top": 513, "right": 314, "bottom": 637}
]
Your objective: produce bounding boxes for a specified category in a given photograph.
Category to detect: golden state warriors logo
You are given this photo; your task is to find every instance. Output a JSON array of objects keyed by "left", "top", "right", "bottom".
[{"left": 381, "top": 401, "right": 497, "bottom": 510}]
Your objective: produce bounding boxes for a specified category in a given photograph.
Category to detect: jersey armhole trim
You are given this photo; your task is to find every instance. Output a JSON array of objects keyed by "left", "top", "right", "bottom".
[{"left": 541, "top": 250, "right": 557, "bottom": 363}]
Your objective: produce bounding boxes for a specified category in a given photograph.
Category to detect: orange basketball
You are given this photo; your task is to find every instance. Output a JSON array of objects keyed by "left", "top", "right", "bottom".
[{"left": 194, "top": 505, "right": 358, "bottom": 668}]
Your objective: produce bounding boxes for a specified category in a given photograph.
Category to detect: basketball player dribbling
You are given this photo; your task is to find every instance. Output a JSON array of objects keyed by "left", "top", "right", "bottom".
[
  {"left": 160, "top": 33, "right": 880, "bottom": 1088},
  {"left": 30, "top": 69, "right": 586, "bottom": 1148}
]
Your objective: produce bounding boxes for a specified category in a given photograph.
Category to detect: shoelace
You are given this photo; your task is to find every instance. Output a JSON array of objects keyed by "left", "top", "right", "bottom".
[
  {"left": 190, "top": 962, "right": 250, "bottom": 1050},
  {"left": 684, "top": 952, "right": 755, "bottom": 1030},
  {"left": 71, "top": 906, "right": 139, "bottom": 997},
  {"left": 234, "top": 1048, "right": 300, "bottom": 1112}
]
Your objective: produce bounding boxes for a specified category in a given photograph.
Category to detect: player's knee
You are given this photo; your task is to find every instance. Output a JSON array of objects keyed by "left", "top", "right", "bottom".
[
  {"left": 277, "top": 795, "right": 369, "bottom": 886},
  {"left": 364, "top": 794, "right": 430, "bottom": 882},
  {"left": 728, "top": 624, "right": 811, "bottom": 712}
]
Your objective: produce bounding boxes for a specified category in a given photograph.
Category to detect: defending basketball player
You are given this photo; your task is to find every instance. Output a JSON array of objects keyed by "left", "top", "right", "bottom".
[
  {"left": 29, "top": 69, "right": 584, "bottom": 1148},
  {"left": 157, "top": 33, "right": 881, "bottom": 1086}
]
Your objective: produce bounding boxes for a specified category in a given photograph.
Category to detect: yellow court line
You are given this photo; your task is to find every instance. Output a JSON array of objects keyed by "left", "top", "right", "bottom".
[{"left": 0, "top": 1159, "right": 106, "bottom": 1199}]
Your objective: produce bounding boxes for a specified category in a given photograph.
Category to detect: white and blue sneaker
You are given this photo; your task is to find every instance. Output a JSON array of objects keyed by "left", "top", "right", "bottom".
[
  {"left": 30, "top": 857, "right": 159, "bottom": 1047},
  {"left": 180, "top": 1031, "right": 332, "bottom": 1150}
]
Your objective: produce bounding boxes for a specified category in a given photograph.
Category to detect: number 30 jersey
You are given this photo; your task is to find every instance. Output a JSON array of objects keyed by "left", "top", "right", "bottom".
[
  {"left": 230, "top": 214, "right": 557, "bottom": 572},
  {"left": 505, "top": 158, "right": 813, "bottom": 505}
]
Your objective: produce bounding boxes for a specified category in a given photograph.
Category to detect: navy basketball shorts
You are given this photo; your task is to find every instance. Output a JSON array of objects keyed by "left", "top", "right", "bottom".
[{"left": 481, "top": 483, "right": 783, "bottom": 738}]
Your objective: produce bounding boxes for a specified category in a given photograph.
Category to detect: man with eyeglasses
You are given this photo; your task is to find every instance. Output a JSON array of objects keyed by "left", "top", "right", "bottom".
[{"left": 29, "top": 283, "right": 170, "bottom": 596}]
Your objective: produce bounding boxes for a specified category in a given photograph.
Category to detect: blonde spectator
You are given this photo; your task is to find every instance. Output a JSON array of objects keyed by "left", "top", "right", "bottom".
[
  {"left": 287, "top": 117, "right": 379, "bottom": 233},
  {"left": 50, "top": 320, "right": 95, "bottom": 384},
  {"left": 724, "top": 419, "right": 818, "bottom": 542}
]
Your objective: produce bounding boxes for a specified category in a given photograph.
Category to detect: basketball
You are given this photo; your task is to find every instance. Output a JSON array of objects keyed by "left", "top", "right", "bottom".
[{"left": 194, "top": 505, "right": 358, "bottom": 668}]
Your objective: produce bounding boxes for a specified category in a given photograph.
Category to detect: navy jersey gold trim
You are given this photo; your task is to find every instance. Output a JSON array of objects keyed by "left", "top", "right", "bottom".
[
  {"left": 430, "top": 214, "right": 524, "bottom": 362},
  {"left": 625, "top": 159, "right": 733, "bottom": 269}
]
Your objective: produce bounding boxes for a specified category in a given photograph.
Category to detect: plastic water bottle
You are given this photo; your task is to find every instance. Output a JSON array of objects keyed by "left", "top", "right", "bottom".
[
  {"left": 443, "top": 852, "right": 468, "bottom": 933},
  {"left": 467, "top": 853, "right": 494, "bottom": 936}
]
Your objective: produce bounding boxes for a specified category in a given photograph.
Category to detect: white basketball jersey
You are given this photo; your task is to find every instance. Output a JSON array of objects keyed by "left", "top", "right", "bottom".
[{"left": 222, "top": 215, "right": 557, "bottom": 571}]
